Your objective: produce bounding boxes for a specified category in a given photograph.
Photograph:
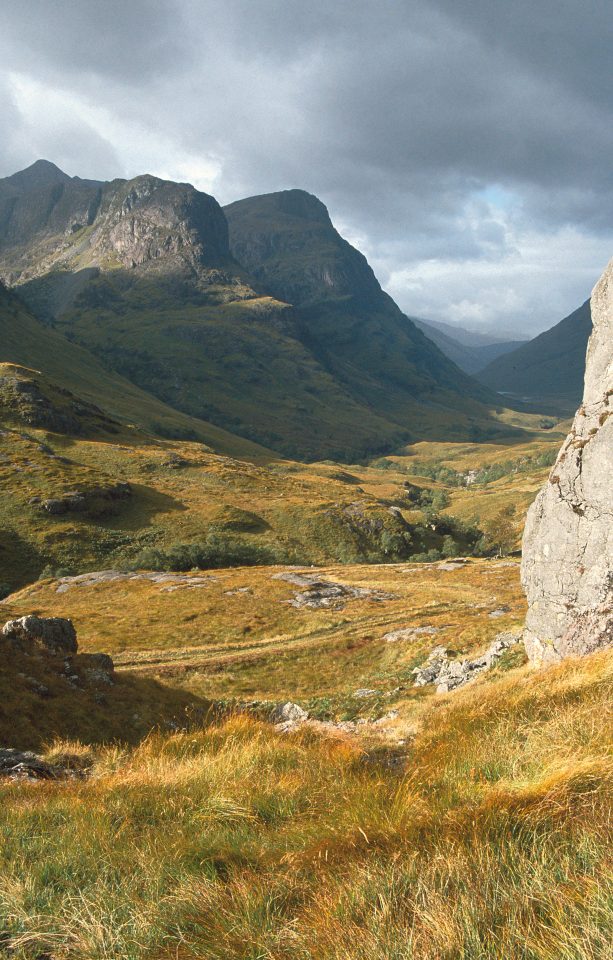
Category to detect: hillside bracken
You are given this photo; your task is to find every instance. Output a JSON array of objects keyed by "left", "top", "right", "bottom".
[{"left": 1, "top": 650, "right": 610, "bottom": 959}]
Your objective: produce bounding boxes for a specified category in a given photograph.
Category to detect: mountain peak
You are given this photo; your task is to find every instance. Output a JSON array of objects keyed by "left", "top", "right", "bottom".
[
  {"left": 226, "top": 188, "right": 332, "bottom": 226},
  {"left": 5, "top": 159, "right": 70, "bottom": 189}
]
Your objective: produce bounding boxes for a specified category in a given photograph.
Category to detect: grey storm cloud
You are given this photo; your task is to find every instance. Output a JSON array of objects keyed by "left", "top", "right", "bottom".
[{"left": 0, "top": 0, "right": 611, "bottom": 334}]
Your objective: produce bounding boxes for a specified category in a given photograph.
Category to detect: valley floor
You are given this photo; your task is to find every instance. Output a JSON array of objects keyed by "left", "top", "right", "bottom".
[{"left": 5, "top": 558, "right": 526, "bottom": 730}]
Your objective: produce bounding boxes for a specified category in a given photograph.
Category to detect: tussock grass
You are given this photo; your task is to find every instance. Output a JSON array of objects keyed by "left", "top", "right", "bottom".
[{"left": 0, "top": 653, "right": 610, "bottom": 959}]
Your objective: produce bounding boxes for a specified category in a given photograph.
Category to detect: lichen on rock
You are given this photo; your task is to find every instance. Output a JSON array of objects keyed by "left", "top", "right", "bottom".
[{"left": 521, "top": 256, "right": 613, "bottom": 665}]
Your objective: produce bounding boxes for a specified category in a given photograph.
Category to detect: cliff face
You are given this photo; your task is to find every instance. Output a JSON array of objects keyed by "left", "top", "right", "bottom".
[
  {"left": 0, "top": 162, "right": 235, "bottom": 285},
  {"left": 521, "top": 257, "right": 613, "bottom": 665},
  {"left": 224, "top": 189, "right": 383, "bottom": 306},
  {"left": 0, "top": 163, "right": 509, "bottom": 459}
]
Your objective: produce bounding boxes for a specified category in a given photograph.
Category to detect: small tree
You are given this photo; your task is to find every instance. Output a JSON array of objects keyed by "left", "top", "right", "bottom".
[{"left": 481, "top": 504, "right": 518, "bottom": 556}]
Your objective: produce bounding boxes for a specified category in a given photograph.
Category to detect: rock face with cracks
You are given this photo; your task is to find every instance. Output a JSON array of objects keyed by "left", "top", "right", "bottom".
[{"left": 521, "top": 256, "right": 613, "bottom": 665}]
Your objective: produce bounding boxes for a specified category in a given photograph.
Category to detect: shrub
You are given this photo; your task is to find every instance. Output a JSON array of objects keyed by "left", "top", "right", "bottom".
[
  {"left": 131, "top": 532, "right": 285, "bottom": 572},
  {"left": 442, "top": 535, "right": 460, "bottom": 557}
]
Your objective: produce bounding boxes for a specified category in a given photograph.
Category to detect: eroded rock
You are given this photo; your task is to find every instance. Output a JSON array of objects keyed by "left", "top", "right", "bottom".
[
  {"left": 78, "top": 652, "right": 114, "bottom": 685},
  {"left": 0, "top": 748, "right": 58, "bottom": 780},
  {"left": 521, "top": 257, "right": 613, "bottom": 665},
  {"left": 412, "top": 633, "right": 521, "bottom": 692},
  {"left": 383, "top": 625, "right": 439, "bottom": 643},
  {"left": 274, "top": 571, "right": 395, "bottom": 609},
  {"left": 270, "top": 701, "right": 309, "bottom": 725},
  {"left": 2, "top": 615, "right": 77, "bottom": 655}
]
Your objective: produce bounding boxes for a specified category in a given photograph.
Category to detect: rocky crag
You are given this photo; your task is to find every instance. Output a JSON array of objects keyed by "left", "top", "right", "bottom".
[
  {"left": 521, "top": 257, "right": 613, "bottom": 664},
  {"left": 0, "top": 612, "right": 208, "bottom": 750}
]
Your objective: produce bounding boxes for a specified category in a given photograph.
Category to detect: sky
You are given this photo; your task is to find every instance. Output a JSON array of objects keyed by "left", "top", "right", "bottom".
[{"left": 0, "top": 0, "right": 611, "bottom": 337}]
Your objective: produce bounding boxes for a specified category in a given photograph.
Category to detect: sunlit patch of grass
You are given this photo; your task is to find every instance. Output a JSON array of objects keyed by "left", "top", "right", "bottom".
[
  {"left": 0, "top": 652, "right": 610, "bottom": 959},
  {"left": 5, "top": 560, "right": 526, "bottom": 712}
]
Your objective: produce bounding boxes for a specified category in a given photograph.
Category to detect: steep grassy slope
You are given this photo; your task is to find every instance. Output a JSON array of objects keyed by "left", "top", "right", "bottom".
[
  {"left": 1, "top": 163, "right": 517, "bottom": 459},
  {"left": 225, "top": 190, "right": 507, "bottom": 440},
  {"left": 478, "top": 300, "right": 592, "bottom": 412},
  {"left": 0, "top": 282, "right": 272, "bottom": 459},
  {"left": 0, "top": 624, "right": 207, "bottom": 751}
]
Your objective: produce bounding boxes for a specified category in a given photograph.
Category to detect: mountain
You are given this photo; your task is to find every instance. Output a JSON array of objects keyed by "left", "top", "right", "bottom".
[
  {"left": 0, "top": 164, "right": 508, "bottom": 459},
  {"left": 412, "top": 316, "right": 524, "bottom": 348},
  {"left": 412, "top": 317, "right": 527, "bottom": 374},
  {"left": 224, "top": 189, "right": 504, "bottom": 438},
  {"left": 477, "top": 300, "right": 592, "bottom": 413}
]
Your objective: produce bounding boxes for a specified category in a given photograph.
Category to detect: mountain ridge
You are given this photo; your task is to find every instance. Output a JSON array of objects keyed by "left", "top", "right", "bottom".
[
  {"left": 1, "top": 162, "right": 512, "bottom": 459},
  {"left": 412, "top": 317, "right": 527, "bottom": 374}
]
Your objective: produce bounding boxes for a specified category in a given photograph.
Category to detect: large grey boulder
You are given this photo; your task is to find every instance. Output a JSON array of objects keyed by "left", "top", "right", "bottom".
[
  {"left": 521, "top": 257, "right": 613, "bottom": 665},
  {"left": 1, "top": 615, "right": 78, "bottom": 655}
]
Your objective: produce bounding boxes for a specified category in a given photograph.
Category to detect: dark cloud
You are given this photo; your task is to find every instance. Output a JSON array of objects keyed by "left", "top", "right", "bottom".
[
  {"left": 0, "top": 0, "right": 611, "bottom": 333},
  {"left": 0, "top": 0, "right": 188, "bottom": 82}
]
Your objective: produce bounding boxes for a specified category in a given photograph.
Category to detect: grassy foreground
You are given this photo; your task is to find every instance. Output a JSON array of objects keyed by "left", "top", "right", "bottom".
[{"left": 0, "top": 649, "right": 611, "bottom": 959}]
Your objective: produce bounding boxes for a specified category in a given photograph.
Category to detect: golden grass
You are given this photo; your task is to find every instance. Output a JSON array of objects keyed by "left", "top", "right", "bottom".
[
  {"left": 0, "top": 397, "right": 562, "bottom": 589},
  {"left": 5, "top": 560, "right": 526, "bottom": 712},
  {"left": 0, "top": 652, "right": 610, "bottom": 959}
]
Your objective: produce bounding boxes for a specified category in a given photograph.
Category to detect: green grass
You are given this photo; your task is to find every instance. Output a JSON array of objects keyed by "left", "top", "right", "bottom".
[
  {"left": 0, "top": 285, "right": 272, "bottom": 460},
  {"left": 0, "top": 381, "right": 562, "bottom": 588}
]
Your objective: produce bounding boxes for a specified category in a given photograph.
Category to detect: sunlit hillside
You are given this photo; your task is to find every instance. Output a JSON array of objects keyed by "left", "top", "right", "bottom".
[
  {"left": 0, "top": 359, "right": 563, "bottom": 591},
  {"left": 4, "top": 558, "right": 525, "bottom": 725}
]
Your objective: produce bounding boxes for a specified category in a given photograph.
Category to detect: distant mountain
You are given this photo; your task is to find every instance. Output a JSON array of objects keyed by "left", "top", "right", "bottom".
[
  {"left": 412, "top": 316, "right": 523, "bottom": 348},
  {"left": 412, "top": 318, "right": 527, "bottom": 374},
  {"left": 477, "top": 300, "right": 592, "bottom": 412},
  {"left": 0, "top": 165, "right": 510, "bottom": 460}
]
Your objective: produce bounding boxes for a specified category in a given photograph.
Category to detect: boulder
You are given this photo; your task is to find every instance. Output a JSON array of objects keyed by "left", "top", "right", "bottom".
[
  {"left": 270, "top": 702, "right": 308, "bottom": 724},
  {"left": 521, "top": 257, "right": 613, "bottom": 665},
  {"left": 2, "top": 615, "right": 77, "bottom": 655},
  {"left": 78, "top": 652, "right": 114, "bottom": 685}
]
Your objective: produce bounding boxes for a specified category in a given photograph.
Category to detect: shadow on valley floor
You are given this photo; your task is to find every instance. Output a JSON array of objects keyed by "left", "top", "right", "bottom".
[{"left": 0, "top": 641, "right": 217, "bottom": 752}]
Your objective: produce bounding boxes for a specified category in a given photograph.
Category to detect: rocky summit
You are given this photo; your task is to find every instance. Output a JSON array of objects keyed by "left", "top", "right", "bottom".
[{"left": 521, "top": 257, "right": 613, "bottom": 665}]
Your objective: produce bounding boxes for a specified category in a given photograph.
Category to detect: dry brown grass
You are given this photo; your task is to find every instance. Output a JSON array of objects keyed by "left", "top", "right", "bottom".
[
  {"left": 0, "top": 652, "right": 610, "bottom": 959},
  {"left": 4, "top": 559, "right": 525, "bottom": 713}
]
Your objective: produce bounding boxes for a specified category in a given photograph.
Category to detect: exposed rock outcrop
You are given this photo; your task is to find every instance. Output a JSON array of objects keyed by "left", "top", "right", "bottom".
[
  {"left": 0, "top": 747, "right": 63, "bottom": 780},
  {"left": 273, "top": 571, "right": 396, "bottom": 609},
  {"left": 521, "top": 257, "right": 613, "bottom": 665},
  {"left": 2, "top": 615, "right": 78, "bottom": 655},
  {"left": 270, "top": 701, "right": 309, "bottom": 727},
  {"left": 1, "top": 615, "right": 114, "bottom": 687},
  {"left": 412, "top": 632, "right": 521, "bottom": 692}
]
